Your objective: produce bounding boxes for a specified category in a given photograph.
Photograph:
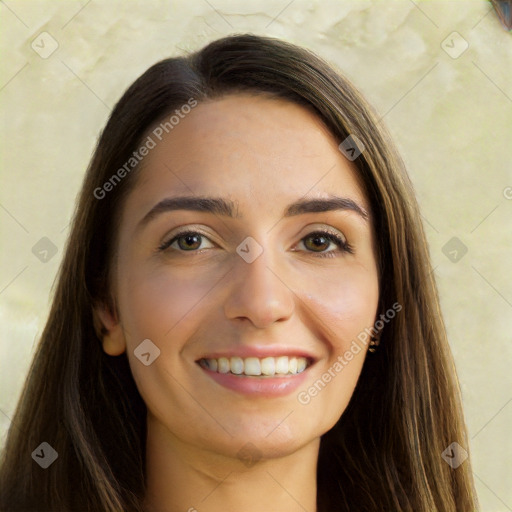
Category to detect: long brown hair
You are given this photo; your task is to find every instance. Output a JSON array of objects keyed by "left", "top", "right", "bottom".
[{"left": 0, "top": 34, "right": 479, "bottom": 511}]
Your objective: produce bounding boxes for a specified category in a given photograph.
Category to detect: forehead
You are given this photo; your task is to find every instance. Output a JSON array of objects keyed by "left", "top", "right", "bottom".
[{"left": 124, "top": 94, "right": 368, "bottom": 223}]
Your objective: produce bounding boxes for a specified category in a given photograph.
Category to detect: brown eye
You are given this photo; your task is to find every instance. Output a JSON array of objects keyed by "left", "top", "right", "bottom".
[
  {"left": 177, "top": 233, "right": 202, "bottom": 251},
  {"left": 158, "top": 231, "right": 214, "bottom": 253},
  {"left": 303, "top": 233, "right": 331, "bottom": 252},
  {"left": 298, "top": 230, "right": 353, "bottom": 258}
]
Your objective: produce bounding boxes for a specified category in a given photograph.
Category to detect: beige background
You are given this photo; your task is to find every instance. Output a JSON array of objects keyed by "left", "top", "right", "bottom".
[{"left": 1, "top": 1, "right": 511, "bottom": 510}]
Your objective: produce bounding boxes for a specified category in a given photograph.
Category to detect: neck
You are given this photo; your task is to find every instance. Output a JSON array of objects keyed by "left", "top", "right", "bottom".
[{"left": 143, "top": 415, "right": 319, "bottom": 512}]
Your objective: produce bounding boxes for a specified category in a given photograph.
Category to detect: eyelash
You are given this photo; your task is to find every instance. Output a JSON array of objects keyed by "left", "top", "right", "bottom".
[{"left": 157, "top": 229, "right": 353, "bottom": 258}]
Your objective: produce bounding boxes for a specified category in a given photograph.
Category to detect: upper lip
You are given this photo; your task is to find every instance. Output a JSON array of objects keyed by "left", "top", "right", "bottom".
[{"left": 196, "top": 345, "right": 318, "bottom": 362}]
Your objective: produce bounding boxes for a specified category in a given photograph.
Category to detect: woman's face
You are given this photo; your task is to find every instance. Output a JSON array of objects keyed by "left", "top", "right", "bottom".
[{"left": 103, "top": 94, "right": 379, "bottom": 460}]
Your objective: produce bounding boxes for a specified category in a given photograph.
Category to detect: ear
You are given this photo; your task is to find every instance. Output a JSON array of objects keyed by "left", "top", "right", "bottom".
[{"left": 93, "top": 302, "right": 126, "bottom": 356}]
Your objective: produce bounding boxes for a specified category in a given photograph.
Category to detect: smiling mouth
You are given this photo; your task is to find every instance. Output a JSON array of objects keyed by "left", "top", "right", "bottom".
[{"left": 197, "top": 356, "right": 312, "bottom": 377}]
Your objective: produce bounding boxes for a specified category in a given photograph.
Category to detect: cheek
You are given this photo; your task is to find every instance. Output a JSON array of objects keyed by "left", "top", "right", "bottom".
[
  {"left": 298, "top": 262, "right": 379, "bottom": 350},
  {"left": 293, "top": 265, "right": 378, "bottom": 431},
  {"left": 116, "top": 265, "right": 228, "bottom": 431},
  {"left": 117, "top": 263, "right": 221, "bottom": 343}
]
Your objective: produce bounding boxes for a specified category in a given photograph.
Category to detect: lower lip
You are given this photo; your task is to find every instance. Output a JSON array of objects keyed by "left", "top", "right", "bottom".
[{"left": 198, "top": 364, "right": 311, "bottom": 396}]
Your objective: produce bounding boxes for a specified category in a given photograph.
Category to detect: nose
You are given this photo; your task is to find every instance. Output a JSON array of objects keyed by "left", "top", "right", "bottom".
[{"left": 223, "top": 248, "right": 295, "bottom": 329}]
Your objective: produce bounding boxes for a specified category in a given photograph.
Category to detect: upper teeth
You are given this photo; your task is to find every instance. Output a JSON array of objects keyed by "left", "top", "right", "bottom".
[{"left": 199, "top": 356, "right": 308, "bottom": 376}]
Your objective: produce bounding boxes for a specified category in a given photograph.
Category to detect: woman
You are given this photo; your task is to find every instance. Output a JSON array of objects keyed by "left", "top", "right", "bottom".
[{"left": 0, "top": 34, "right": 479, "bottom": 511}]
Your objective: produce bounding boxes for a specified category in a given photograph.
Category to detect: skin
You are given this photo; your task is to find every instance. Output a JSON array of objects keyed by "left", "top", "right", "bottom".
[{"left": 95, "top": 94, "right": 379, "bottom": 512}]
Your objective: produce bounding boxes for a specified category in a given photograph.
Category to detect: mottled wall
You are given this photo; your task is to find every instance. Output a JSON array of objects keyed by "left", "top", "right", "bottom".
[{"left": 1, "top": 1, "right": 511, "bottom": 510}]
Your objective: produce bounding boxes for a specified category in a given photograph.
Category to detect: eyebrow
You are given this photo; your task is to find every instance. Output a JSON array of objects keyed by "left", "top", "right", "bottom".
[{"left": 137, "top": 195, "right": 369, "bottom": 230}]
